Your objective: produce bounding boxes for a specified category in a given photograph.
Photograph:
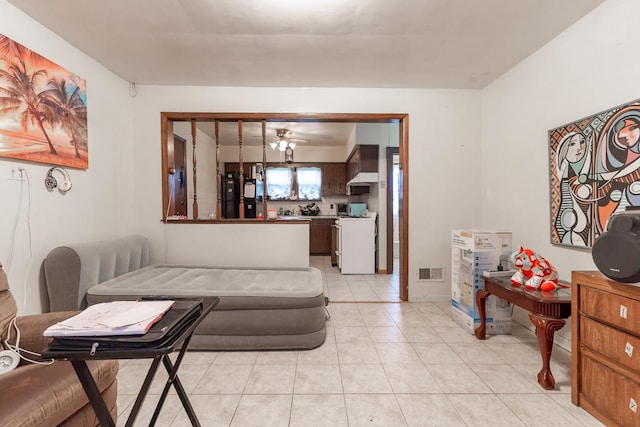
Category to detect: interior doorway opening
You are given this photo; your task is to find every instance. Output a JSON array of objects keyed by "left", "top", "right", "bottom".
[{"left": 161, "top": 112, "right": 409, "bottom": 301}]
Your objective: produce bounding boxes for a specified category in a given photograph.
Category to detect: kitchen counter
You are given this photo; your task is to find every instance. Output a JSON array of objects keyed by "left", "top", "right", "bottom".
[
  {"left": 278, "top": 215, "right": 338, "bottom": 220},
  {"left": 275, "top": 216, "right": 309, "bottom": 221}
]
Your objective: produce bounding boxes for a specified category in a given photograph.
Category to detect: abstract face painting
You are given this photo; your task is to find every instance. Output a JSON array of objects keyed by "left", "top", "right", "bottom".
[{"left": 549, "top": 99, "right": 640, "bottom": 247}]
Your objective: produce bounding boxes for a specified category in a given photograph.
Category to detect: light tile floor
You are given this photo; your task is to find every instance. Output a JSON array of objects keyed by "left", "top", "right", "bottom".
[
  {"left": 114, "top": 257, "right": 603, "bottom": 426},
  {"left": 315, "top": 256, "right": 402, "bottom": 303}
]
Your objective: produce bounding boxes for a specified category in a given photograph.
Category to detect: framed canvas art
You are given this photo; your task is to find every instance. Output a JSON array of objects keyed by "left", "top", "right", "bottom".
[
  {"left": 0, "top": 33, "right": 88, "bottom": 169},
  {"left": 549, "top": 98, "right": 640, "bottom": 248}
]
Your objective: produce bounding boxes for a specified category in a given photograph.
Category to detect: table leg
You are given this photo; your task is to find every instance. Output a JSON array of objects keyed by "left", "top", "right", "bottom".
[
  {"left": 126, "top": 356, "right": 162, "bottom": 427},
  {"left": 474, "top": 288, "right": 490, "bottom": 340},
  {"left": 71, "top": 361, "right": 115, "bottom": 427},
  {"left": 528, "top": 313, "right": 566, "bottom": 390},
  {"left": 150, "top": 335, "right": 200, "bottom": 427}
]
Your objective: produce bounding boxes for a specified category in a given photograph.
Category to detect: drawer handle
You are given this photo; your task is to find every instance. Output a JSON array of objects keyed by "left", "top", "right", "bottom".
[
  {"left": 626, "top": 342, "right": 634, "bottom": 358},
  {"left": 620, "top": 305, "right": 628, "bottom": 319},
  {"left": 630, "top": 398, "right": 638, "bottom": 414}
]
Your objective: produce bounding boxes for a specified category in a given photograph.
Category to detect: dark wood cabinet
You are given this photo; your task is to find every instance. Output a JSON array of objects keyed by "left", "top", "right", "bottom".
[
  {"left": 310, "top": 218, "right": 334, "bottom": 255},
  {"left": 227, "top": 162, "right": 349, "bottom": 198},
  {"left": 224, "top": 162, "right": 253, "bottom": 178},
  {"left": 322, "top": 163, "right": 347, "bottom": 196},
  {"left": 345, "top": 145, "right": 378, "bottom": 196},
  {"left": 346, "top": 144, "right": 378, "bottom": 180}
]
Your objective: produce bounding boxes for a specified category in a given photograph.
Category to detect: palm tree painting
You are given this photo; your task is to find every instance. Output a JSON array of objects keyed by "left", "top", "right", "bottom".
[{"left": 0, "top": 33, "right": 88, "bottom": 169}]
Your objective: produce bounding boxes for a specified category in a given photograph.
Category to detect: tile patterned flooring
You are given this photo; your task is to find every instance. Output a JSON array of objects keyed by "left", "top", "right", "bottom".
[{"left": 114, "top": 257, "right": 603, "bottom": 426}]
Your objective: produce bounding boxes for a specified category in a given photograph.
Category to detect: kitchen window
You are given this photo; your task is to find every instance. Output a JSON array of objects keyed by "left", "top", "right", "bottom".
[
  {"left": 265, "top": 167, "right": 293, "bottom": 200},
  {"left": 265, "top": 166, "right": 322, "bottom": 200},
  {"left": 297, "top": 167, "right": 322, "bottom": 200}
]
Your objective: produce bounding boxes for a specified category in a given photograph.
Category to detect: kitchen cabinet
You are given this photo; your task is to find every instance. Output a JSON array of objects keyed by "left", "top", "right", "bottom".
[
  {"left": 309, "top": 218, "right": 334, "bottom": 255},
  {"left": 224, "top": 162, "right": 254, "bottom": 178},
  {"left": 227, "top": 162, "right": 346, "bottom": 198},
  {"left": 322, "top": 163, "right": 347, "bottom": 196},
  {"left": 572, "top": 271, "right": 640, "bottom": 426},
  {"left": 346, "top": 144, "right": 378, "bottom": 180}
]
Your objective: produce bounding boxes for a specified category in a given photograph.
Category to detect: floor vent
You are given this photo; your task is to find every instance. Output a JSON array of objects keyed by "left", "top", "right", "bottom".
[{"left": 418, "top": 267, "right": 445, "bottom": 281}]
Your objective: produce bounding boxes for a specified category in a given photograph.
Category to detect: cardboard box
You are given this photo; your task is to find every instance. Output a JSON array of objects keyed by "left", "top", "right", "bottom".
[
  {"left": 451, "top": 230, "right": 513, "bottom": 335},
  {"left": 451, "top": 297, "right": 513, "bottom": 335}
]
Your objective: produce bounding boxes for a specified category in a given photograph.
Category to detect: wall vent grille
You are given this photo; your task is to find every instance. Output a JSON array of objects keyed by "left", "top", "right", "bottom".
[{"left": 418, "top": 267, "right": 445, "bottom": 281}]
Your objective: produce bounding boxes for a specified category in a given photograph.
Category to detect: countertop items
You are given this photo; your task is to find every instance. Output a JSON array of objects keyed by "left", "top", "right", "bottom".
[
  {"left": 299, "top": 203, "right": 321, "bottom": 216},
  {"left": 276, "top": 215, "right": 337, "bottom": 220}
]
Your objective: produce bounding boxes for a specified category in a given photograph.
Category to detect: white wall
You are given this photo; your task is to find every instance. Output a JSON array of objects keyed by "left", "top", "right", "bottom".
[
  {"left": 480, "top": 0, "right": 640, "bottom": 347},
  {"left": 0, "top": 0, "right": 134, "bottom": 314},
  {"left": 131, "top": 86, "right": 482, "bottom": 300},
  {"left": 164, "top": 223, "right": 310, "bottom": 268},
  {"left": 352, "top": 122, "right": 400, "bottom": 272}
]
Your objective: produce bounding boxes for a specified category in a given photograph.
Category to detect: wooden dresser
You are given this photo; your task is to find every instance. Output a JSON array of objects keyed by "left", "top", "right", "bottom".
[{"left": 572, "top": 271, "right": 640, "bottom": 426}]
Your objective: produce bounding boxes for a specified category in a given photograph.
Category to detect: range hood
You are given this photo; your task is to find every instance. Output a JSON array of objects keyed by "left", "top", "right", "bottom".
[{"left": 346, "top": 172, "right": 379, "bottom": 187}]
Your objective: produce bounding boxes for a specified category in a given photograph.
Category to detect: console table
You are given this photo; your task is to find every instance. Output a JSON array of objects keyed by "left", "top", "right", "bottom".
[
  {"left": 43, "top": 297, "right": 219, "bottom": 427},
  {"left": 474, "top": 276, "right": 571, "bottom": 390}
]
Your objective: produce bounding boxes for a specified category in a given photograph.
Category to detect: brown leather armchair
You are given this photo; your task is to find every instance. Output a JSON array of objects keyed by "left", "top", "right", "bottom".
[{"left": 0, "top": 264, "right": 118, "bottom": 426}]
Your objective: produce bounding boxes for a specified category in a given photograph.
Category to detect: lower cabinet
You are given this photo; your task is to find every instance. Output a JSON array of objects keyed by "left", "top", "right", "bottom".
[
  {"left": 572, "top": 271, "right": 640, "bottom": 426},
  {"left": 310, "top": 218, "right": 334, "bottom": 255}
]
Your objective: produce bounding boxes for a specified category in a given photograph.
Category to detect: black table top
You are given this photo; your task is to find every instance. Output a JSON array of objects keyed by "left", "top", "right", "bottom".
[{"left": 42, "top": 297, "right": 218, "bottom": 360}]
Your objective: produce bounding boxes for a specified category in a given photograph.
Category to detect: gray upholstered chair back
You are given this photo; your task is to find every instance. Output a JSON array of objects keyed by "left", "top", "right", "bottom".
[{"left": 43, "top": 235, "right": 150, "bottom": 311}]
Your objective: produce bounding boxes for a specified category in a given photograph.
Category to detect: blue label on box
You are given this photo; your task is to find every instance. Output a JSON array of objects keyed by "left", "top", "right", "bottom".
[{"left": 450, "top": 299, "right": 495, "bottom": 322}]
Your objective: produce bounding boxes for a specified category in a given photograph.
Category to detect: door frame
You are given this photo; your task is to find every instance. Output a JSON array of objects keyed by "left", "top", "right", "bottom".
[{"left": 386, "top": 147, "right": 399, "bottom": 276}]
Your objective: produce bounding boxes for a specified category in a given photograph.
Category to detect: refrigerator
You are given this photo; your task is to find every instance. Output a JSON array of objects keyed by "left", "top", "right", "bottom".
[
  {"left": 336, "top": 212, "right": 377, "bottom": 274},
  {"left": 222, "top": 172, "right": 240, "bottom": 218},
  {"left": 244, "top": 178, "right": 257, "bottom": 218}
]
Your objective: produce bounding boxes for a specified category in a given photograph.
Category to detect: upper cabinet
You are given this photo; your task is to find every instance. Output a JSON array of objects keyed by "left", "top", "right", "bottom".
[
  {"left": 346, "top": 144, "right": 378, "bottom": 180},
  {"left": 322, "top": 163, "right": 347, "bottom": 196},
  {"left": 226, "top": 162, "right": 343, "bottom": 199}
]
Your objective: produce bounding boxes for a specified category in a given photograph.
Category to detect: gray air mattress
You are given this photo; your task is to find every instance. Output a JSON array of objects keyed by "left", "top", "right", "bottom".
[{"left": 86, "top": 265, "right": 327, "bottom": 350}]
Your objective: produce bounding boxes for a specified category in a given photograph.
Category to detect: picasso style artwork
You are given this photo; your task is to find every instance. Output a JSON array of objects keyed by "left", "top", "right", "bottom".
[{"left": 549, "top": 98, "right": 640, "bottom": 248}]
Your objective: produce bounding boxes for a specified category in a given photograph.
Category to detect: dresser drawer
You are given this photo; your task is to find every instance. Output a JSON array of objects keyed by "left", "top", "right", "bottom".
[
  {"left": 581, "top": 316, "right": 640, "bottom": 372},
  {"left": 581, "top": 286, "right": 640, "bottom": 333},
  {"left": 581, "top": 355, "right": 640, "bottom": 426}
]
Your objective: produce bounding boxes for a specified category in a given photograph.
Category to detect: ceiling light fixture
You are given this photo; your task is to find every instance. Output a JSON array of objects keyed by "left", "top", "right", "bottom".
[{"left": 270, "top": 128, "right": 298, "bottom": 151}]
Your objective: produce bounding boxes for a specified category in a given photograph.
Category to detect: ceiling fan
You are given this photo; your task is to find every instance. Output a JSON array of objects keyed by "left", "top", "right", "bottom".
[{"left": 268, "top": 128, "right": 310, "bottom": 151}]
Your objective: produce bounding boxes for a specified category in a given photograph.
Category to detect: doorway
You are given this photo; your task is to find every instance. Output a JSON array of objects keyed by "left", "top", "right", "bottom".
[{"left": 161, "top": 112, "right": 409, "bottom": 301}]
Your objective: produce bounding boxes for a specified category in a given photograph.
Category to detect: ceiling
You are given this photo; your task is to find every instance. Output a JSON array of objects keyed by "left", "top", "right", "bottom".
[
  {"left": 195, "top": 121, "right": 356, "bottom": 147},
  {"left": 7, "top": 0, "right": 605, "bottom": 89}
]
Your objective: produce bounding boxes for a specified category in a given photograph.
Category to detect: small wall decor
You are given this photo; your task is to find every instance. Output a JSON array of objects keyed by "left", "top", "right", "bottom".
[
  {"left": 549, "top": 97, "right": 640, "bottom": 248},
  {"left": 0, "top": 33, "right": 88, "bottom": 169},
  {"left": 45, "top": 167, "right": 72, "bottom": 193}
]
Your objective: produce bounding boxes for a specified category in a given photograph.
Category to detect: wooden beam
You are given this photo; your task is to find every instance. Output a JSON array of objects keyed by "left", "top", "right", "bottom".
[
  {"left": 191, "top": 119, "right": 198, "bottom": 219},
  {"left": 215, "top": 120, "right": 221, "bottom": 220},
  {"left": 262, "top": 120, "right": 268, "bottom": 220},
  {"left": 238, "top": 120, "right": 245, "bottom": 219}
]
